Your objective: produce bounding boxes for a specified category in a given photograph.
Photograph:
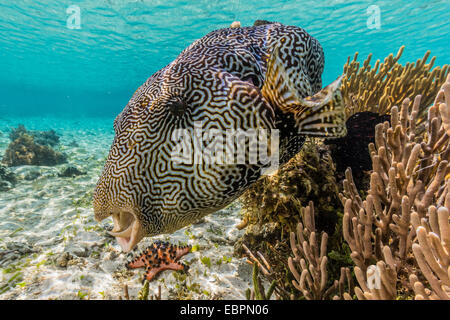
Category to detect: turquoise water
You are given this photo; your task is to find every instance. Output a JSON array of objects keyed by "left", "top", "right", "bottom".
[
  {"left": 0, "top": 0, "right": 448, "bottom": 117},
  {"left": 0, "top": 0, "right": 449, "bottom": 300}
]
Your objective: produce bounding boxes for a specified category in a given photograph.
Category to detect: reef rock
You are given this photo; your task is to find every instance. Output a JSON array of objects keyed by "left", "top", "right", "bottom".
[
  {"left": 58, "top": 166, "right": 86, "bottom": 178},
  {"left": 0, "top": 163, "right": 17, "bottom": 191},
  {"left": 55, "top": 252, "right": 74, "bottom": 268},
  {"left": 9, "top": 124, "right": 60, "bottom": 147},
  {"left": 2, "top": 126, "right": 67, "bottom": 166}
]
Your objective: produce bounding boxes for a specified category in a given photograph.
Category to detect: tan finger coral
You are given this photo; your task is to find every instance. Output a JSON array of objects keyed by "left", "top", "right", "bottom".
[
  {"left": 340, "top": 74, "right": 450, "bottom": 300},
  {"left": 288, "top": 202, "right": 338, "bottom": 300},
  {"left": 328, "top": 47, "right": 448, "bottom": 185},
  {"left": 341, "top": 46, "right": 449, "bottom": 124},
  {"left": 409, "top": 204, "right": 450, "bottom": 300}
]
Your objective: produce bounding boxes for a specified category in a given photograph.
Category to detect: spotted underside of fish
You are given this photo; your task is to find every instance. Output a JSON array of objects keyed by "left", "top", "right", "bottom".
[{"left": 93, "top": 22, "right": 347, "bottom": 252}]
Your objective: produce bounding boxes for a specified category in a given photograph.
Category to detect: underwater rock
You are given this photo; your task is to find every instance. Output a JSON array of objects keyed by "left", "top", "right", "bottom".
[
  {"left": 239, "top": 140, "right": 340, "bottom": 240},
  {"left": 99, "top": 260, "right": 122, "bottom": 274},
  {"left": 54, "top": 251, "right": 86, "bottom": 268},
  {"left": 0, "top": 163, "right": 17, "bottom": 191},
  {"left": 9, "top": 124, "right": 60, "bottom": 147},
  {"left": 0, "top": 241, "right": 36, "bottom": 267},
  {"left": 64, "top": 243, "right": 88, "bottom": 258},
  {"left": 0, "top": 180, "right": 13, "bottom": 192},
  {"left": 0, "top": 252, "right": 22, "bottom": 267},
  {"left": 5, "top": 241, "right": 34, "bottom": 253},
  {"left": 24, "top": 169, "right": 41, "bottom": 181},
  {"left": 55, "top": 252, "right": 73, "bottom": 268},
  {"left": 2, "top": 132, "right": 67, "bottom": 166},
  {"left": 58, "top": 166, "right": 86, "bottom": 178}
]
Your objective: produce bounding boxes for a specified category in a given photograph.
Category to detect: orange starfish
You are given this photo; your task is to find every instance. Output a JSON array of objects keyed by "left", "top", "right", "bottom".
[{"left": 126, "top": 241, "right": 191, "bottom": 282}]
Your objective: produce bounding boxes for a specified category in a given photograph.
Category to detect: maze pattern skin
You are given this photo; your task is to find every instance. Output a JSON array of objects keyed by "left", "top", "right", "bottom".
[{"left": 93, "top": 23, "right": 328, "bottom": 237}]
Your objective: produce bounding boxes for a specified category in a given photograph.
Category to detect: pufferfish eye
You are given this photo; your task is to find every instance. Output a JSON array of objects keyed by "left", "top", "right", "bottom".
[{"left": 168, "top": 99, "right": 187, "bottom": 117}]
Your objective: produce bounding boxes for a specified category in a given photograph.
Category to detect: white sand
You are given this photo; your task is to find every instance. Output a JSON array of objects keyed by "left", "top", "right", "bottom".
[{"left": 0, "top": 117, "right": 253, "bottom": 300}]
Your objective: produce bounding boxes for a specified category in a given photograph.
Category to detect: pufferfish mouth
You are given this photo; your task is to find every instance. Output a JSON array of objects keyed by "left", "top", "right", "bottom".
[{"left": 106, "top": 210, "right": 144, "bottom": 252}]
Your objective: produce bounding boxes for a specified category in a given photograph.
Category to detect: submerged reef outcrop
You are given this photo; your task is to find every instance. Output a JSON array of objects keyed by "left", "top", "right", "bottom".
[
  {"left": 238, "top": 140, "right": 340, "bottom": 246},
  {"left": 9, "top": 125, "right": 60, "bottom": 147},
  {"left": 237, "top": 140, "right": 342, "bottom": 298},
  {"left": 2, "top": 125, "right": 66, "bottom": 166},
  {"left": 240, "top": 57, "right": 450, "bottom": 300}
]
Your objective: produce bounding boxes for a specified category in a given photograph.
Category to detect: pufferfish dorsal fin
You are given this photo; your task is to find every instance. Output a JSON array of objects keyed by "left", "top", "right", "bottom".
[{"left": 261, "top": 46, "right": 347, "bottom": 138}]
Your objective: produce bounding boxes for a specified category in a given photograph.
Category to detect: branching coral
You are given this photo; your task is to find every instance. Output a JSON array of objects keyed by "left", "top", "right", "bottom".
[
  {"left": 340, "top": 74, "right": 450, "bottom": 299},
  {"left": 329, "top": 48, "right": 449, "bottom": 183},
  {"left": 244, "top": 200, "right": 357, "bottom": 300},
  {"left": 409, "top": 203, "right": 450, "bottom": 300},
  {"left": 407, "top": 79, "right": 450, "bottom": 300},
  {"left": 341, "top": 46, "right": 449, "bottom": 121},
  {"left": 288, "top": 201, "right": 338, "bottom": 300},
  {"left": 238, "top": 50, "right": 450, "bottom": 301},
  {"left": 237, "top": 140, "right": 341, "bottom": 297}
]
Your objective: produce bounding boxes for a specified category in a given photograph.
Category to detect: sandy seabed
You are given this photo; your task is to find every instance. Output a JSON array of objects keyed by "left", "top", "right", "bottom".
[{"left": 0, "top": 116, "right": 253, "bottom": 300}]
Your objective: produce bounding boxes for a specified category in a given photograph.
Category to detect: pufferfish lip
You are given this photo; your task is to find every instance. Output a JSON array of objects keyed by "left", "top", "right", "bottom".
[{"left": 107, "top": 210, "right": 144, "bottom": 252}]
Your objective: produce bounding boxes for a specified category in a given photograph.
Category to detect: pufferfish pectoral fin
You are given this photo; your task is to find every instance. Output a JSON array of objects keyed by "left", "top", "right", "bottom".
[
  {"left": 291, "top": 76, "right": 347, "bottom": 138},
  {"left": 261, "top": 47, "right": 347, "bottom": 138}
]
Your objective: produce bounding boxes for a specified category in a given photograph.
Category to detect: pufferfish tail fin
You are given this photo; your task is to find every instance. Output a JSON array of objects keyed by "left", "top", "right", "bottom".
[{"left": 261, "top": 47, "right": 347, "bottom": 138}]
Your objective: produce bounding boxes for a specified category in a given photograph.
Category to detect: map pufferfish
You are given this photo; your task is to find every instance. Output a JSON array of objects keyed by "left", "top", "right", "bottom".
[{"left": 93, "top": 22, "right": 347, "bottom": 252}]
